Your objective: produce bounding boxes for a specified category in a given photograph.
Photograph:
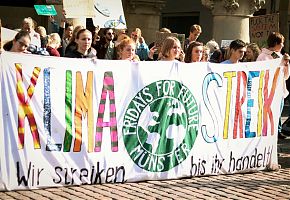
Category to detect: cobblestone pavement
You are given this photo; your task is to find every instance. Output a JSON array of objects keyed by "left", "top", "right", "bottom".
[{"left": 0, "top": 137, "right": 289, "bottom": 200}]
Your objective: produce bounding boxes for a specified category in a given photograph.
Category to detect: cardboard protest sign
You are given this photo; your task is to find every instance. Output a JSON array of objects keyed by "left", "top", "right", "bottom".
[
  {"left": 92, "top": 0, "right": 126, "bottom": 29},
  {"left": 34, "top": 5, "right": 57, "bottom": 16},
  {"left": 63, "top": 0, "right": 95, "bottom": 18},
  {"left": 221, "top": 40, "right": 233, "bottom": 48},
  {"left": 155, "top": 32, "right": 186, "bottom": 50},
  {"left": 155, "top": 32, "right": 178, "bottom": 49},
  {"left": 249, "top": 13, "right": 279, "bottom": 48}
]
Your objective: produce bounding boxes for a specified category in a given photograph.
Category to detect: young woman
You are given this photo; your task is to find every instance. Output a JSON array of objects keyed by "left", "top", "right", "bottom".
[
  {"left": 46, "top": 33, "right": 61, "bottom": 57},
  {"left": 117, "top": 38, "right": 139, "bottom": 61},
  {"left": 65, "top": 29, "right": 96, "bottom": 58},
  {"left": 245, "top": 43, "right": 261, "bottom": 62},
  {"left": 159, "top": 36, "right": 184, "bottom": 61},
  {"left": 4, "top": 30, "right": 31, "bottom": 53},
  {"left": 64, "top": 25, "right": 85, "bottom": 55},
  {"left": 184, "top": 41, "right": 204, "bottom": 63}
]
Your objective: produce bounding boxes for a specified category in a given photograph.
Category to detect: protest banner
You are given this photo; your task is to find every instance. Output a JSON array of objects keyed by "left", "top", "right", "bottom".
[
  {"left": 63, "top": 0, "right": 95, "bottom": 18},
  {"left": 0, "top": 52, "right": 282, "bottom": 190},
  {"left": 92, "top": 0, "right": 126, "bottom": 29},
  {"left": 249, "top": 13, "right": 279, "bottom": 48}
]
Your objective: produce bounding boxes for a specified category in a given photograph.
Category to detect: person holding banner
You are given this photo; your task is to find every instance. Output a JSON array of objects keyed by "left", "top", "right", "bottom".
[
  {"left": 117, "top": 38, "right": 139, "bottom": 61},
  {"left": 3, "top": 30, "right": 31, "bottom": 53},
  {"left": 65, "top": 29, "right": 96, "bottom": 58},
  {"left": 221, "top": 39, "right": 246, "bottom": 64},
  {"left": 256, "top": 32, "right": 290, "bottom": 139},
  {"left": 159, "top": 36, "right": 184, "bottom": 61},
  {"left": 184, "top": 41, "right": 204, "bottom": 63}
]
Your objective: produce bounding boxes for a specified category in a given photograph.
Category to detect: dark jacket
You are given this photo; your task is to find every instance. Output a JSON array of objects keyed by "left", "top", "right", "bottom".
[{"left": 65, "top": 48, "right": 96, "bottom": 58}]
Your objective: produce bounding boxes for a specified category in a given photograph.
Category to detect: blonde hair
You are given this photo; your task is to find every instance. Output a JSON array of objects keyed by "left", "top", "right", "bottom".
[
  {"left": 115, "top": 34, "right": 130, "bottom": 46},
  {"left": 131, "top": 28, "right": 142, "bottom": 37},
  {"left": 47, "top": 33, "right": 61, "bottom": 47},
  {"left": 36, "top": 26, "right": 47, "bottom": 37},
  {"left": 160, "top": 36, "right": 180, "bottom": 59}
]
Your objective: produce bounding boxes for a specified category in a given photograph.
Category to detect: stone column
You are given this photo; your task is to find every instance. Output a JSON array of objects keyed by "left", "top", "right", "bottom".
[
  {"left": 201, "top": 0, "right": 266, "bottom": 44},
  {"left": 124, "top": 0, "right": 166, "bottom": 44}
]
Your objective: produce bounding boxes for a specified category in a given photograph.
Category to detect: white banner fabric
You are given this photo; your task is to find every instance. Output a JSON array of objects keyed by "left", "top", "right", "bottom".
[{"left": 0, "top": 52, "right": 283, "bottom": 190}]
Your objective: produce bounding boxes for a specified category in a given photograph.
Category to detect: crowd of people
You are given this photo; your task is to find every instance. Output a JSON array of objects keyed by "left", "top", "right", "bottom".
[{"left": 2, "top": 16, "right": 290, "bottom": 139}]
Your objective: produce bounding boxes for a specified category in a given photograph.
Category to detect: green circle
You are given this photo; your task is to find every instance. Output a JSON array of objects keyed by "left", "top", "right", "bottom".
[{"left": 122, "top": 80, "right": 199, "bottom": 172}]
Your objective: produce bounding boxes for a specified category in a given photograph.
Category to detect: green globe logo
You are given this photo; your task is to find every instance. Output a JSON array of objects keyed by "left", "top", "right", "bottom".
[{"left": 122, "top": 80, "right": 199, "bottom": 172}]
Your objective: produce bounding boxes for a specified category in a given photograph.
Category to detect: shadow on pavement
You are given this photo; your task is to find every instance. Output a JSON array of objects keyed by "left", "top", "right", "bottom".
[{"left": 278, "top": 138, "right": 290, "bottom": 168}]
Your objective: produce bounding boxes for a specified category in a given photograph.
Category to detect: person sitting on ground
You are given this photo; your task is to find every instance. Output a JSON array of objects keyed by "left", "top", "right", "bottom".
[
  {"left": 184, "top": 41, "right": 204, "bottom": 63},
  {"left": 221, "top": 39, "right": 246, "bottom": 64},
  {"left": 46, "top": 33, "right": 61, "bottom": 57},
  {"left": 65, "top": 29, "right": 96, "bottom": 58},
  {"left": 3, "top": 30, "right": 31, "bottom": 53}
]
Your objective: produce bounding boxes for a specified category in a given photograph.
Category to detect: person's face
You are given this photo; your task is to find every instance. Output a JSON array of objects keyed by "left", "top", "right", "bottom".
[
  {"left": 65, "top": 26, "right": 73, "bottom": 38},
  {"left": 246, "top": 47, "right": 254, "bottom": 61},
  {"left": 190, "top": 30, "right": 201, "bottom": 41},
  {"left": 22, "top": 23, "right": 32, "bottom": 33},
  {"left": 232, "top": 47, "right": 246, "bottom": 61},
  {"left": 275, "top": 41, "right": 284, "bottom": 52},
  {"left": 121, "top": 44, "right": 136, "bottom": 60},
  {"left": 12, "top": 36, "right": 30, "bottom": 53},
  {"left": 168, "top": 41, "right": 181, "bottom": 60},
  {"left": 191, "top": 46, "right": 203, "bottom": 62},
  {"left": 105, "top": 29, "right": 114, "bottom": 41},
  {"left": 76, "top": 31, "right": 92, "bottom": 52},
  {"left": 131, "top": 31, "right": 139, "bottom": 42}
]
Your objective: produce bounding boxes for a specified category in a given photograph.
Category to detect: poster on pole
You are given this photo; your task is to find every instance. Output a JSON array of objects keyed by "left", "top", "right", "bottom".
[
  {"left": 249, "top": 13, "right": 279, "bottom": 48},
  {"left": 63, "top": 0, "right": 95, "bottom": 18},
  {"left": 92, "top": 0, "right": 126, "bottom": 29}
]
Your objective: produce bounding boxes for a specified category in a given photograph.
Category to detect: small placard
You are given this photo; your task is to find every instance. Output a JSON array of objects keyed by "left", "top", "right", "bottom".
[{"left": 34, "top": 5, "right": 57, "bottom": 16}]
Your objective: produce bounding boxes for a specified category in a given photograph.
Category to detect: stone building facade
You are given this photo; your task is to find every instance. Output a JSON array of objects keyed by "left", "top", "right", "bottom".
[{"left": 0, "top": 0, "right": 289, "bottom": 50}]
